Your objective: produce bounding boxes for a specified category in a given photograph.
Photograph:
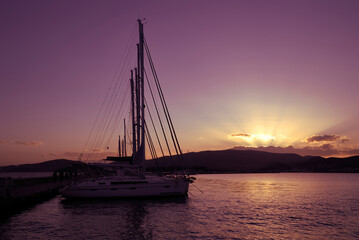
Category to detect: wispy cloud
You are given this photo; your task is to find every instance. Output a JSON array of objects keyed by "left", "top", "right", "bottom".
[
  {"left": 93, "top": 148, "right": 104, "bottom": 153},
  {"left": 306, "top": 134, "right": 350, "bottom": 144},
  {"left": 42, "top": 152, "right": 81, "bottom": 160},
  {"left": 306, "top": 134, "right": 341, "bottom": 143},
  {"left": 230, "top": 133, "right": 251, "bottom": 138},
  {"left": 0, "top": 140, "right": 43, "bottom": 146}
]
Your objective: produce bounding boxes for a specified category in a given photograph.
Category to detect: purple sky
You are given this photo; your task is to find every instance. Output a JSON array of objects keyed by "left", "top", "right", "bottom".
[{"left": 1, "top": 0, "right": 359, "bottom": 165}]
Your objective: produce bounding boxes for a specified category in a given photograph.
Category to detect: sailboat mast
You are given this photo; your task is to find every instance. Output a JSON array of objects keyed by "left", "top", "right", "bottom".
[
  {"left": 135, "top": 65, "right": 140, "bottom": 153},
  {"left": 118, "top": 135, "right": 122, "bottom": 157},
  {"left": 130, "top": 70, "right": 136, "bottom": 162},
  {"left": 138, "top": 19, "right": 145, "bottom": 165},
  {"left": 131, "top": 20, "right": 145, "bottom": 167},
  {"left": 124, "top": 119, "right": 127, "bottom": 157}
]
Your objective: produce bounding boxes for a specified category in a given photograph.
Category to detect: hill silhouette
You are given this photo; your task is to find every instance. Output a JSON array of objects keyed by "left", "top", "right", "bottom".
[
  {"left": 0, "top": 159, "right": 82, "bottom": 172},
  {"left": 1, "top": 150, "right": 359, "bottom": 173},
  {"left": 146, "top": 149, "right": 359, "bottom": 173},
  {"left": 146, "top": 150, "right": 302, "bottom": 172},
  {"left": 296, "top": 155, "right": 359, "bottom": 172}
]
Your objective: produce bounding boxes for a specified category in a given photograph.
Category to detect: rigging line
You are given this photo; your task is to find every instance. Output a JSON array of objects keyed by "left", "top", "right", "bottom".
[
  {"left": 144, "top": 39, "right": 188, "bottom": 173},
  {"left": 126, "top": 126, "right": 133, "bottom": 153},
  {"left": 144, "top": 39, "right": 179, "bottom": 157},
  {"left": 144, "top": 123, "right": 156, "bottom": 158},
  {"left": 188, "top": 191, "right": 195, "bottom": 197},
  {"left": 102, "top": 101, "right": 130, "bottom": 155},
  {"left": 144, "top": 68, "right": 174, "bottom": 160},
  {"left": 88, "top": 32, "right": 136, "bottom": 154},
  {"left": 99, "top": 87, "right": 131, "bottom": 152},
  {"left": 145, "top": 131, "right": 155, "bottom": 159},
  {"left": 191, "top": 183, "right": 204, "bottom": 194},
  {"left": 144, "top": 97, "right": 165, "bottom": 158},
  {"left": 84, "top": 31, "right": 136, "bottom": 162},
  {"left": 144, "top": 73, "right": 171, "bottom": 173},
  {"left": 80, "top": 83, "right": 111, "bottom": 162},
  {"left": 87, "top": 83, "right": 130, "bottom": 161},
  {"left": 87, "top": 82, "right": 131, "bottom": 160},
  {"left": 145, "top": 121, "right": 159, "bottom": 169},
  {"left": 85, "top": 66, "right": 131, "bottom": 161},
  {"left": 84, "top": 77, "right": 122, "bottom": 161},
  {"left": 102, "top": 25, "right": 136, "bottom": 115},
  {"left": 104, "top": 98, "right": 131, "bottom": 150},
  {"left": 91, "top": 71, "right": 130, "bottom": 146},
  {"left": 80, "top": 28, "right": 135, "bottom": 162},
  {"left": 86, "top": 90, "right": 118, "bottom": 162},
  {"left": 124, "top": 112, "right": 133, "bottom": 153},
  {"left": 103, "top": 86, "right": 131, "bottom": 141},
  {"left": 144, "top": 40, "right": 183, "bottom": 168},
  {"left": 144, "top": 121, "right": 157, "bottom": 159},
  {"left": 109, "top": 22, "right": 137, "bottom": 91},
  {"left": 96, "top": 69, "right": 130, "bottom": 141}
]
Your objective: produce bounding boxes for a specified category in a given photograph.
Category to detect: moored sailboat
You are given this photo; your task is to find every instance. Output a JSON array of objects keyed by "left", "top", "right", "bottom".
[{"left": 62, "top": 20, "right": 194, "bottom": 199}]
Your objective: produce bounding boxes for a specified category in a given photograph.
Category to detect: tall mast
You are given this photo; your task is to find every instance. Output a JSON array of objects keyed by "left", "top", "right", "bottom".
[
  {"left": 118, "top": 135, "right": 121, "bottom": 157},
  {"left": 135, "top": 66, "right": 140, "bottom": 154},
  {"left": 138, "top": 19, "right": 145, "bottom": 165},
  {"left": 131, "top": 20, "right": 145, "bottom": 167},
  {"left": 130, "top": 70, "right": 135, "bottom": 162},
  {"left": 123, "top": 119, "right": 127, "bottom": 157}
]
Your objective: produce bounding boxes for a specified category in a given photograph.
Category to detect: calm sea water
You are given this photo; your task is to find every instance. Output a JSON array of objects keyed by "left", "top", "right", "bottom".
[
  {"left": 1, "top": 173, "right": 359, "bottom": 239},
  {"left": 0, "top": 172, "right": 53, "bottom": 178}
]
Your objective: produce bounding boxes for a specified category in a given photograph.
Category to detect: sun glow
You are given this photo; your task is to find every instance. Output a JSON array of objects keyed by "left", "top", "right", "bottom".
[
  {"left": 229, "top": 133, "right": 276, "bottom": 144},
  {"left": 252, "top": 134, "right": 276, "bottom": 142},
  {"left": 228, "top": 132, "right": 292, "bottom": 147}
]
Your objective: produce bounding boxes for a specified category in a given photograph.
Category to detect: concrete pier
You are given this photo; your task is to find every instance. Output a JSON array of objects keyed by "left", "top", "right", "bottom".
[
  {"left": 0, "top": 164, "right": 109, "bottom": 215},
  {"left": 0, "top": 175, "right": 71, "bottom": 214}
]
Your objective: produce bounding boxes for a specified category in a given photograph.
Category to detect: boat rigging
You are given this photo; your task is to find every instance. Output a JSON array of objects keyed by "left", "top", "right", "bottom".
[{"left": 62, "top": 19, "right": 194, "bottom": 199}]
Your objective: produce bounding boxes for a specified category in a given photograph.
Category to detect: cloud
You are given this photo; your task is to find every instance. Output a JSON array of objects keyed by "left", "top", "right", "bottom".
[
  {"left": 42, "top": 152, "right": 82, "bottom": 160},
  {"left": 45, "top": 153, "right": 59, "bottom": 157},
  {"left": 0, "top": 140, "right": 12, "bottom": 145},
  {"left": 0, "top": 139, "right": 43, "bottom": 146},
  {"left": 92, "top": 148, "right": 104, "bottom": 153},
  {"left": 15, "top": 140, "right": 43, "bottom": 146},
  {"left": 320, "top": 143, "right": 334, "bottom": 150},
  {"left": 230, "top": 133, "right": 251, "bottom": 138},
  {"left": 306, "top": 135, "right": 341, "bottom": 143},
  {"left": 347, "top": 149, "right": 359, "bottom": 155}
]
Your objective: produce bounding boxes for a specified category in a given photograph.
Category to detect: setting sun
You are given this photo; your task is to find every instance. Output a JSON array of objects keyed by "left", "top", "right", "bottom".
[
  {"left": 252, "top": 134, "right": 276, "bottom": 142},
  {"left": 229, "top": 132, "right": 278, "bottom": 146}
]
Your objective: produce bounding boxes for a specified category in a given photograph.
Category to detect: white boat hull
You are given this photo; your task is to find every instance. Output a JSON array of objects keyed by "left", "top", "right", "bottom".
[{"left": 62, "top": 176, "right": 190, "bottom": 199}]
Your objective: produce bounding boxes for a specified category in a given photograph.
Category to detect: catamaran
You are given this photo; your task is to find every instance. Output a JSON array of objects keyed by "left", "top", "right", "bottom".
[{"left": 62, "top": 20, "right": 194, "bottom": 199}]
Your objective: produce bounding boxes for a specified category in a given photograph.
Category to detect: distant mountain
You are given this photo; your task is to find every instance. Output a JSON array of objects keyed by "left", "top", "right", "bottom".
[
  {"left": 146, "top": 149, "right": 304, "bottom": 172},
  {"left": 146, "top": 149, "right": 359, "bottom": 173},
  {"left": 1, "top": 150, "right": 359, "bottom": 173},
  {"left": 297, "top": 155, "right": 359, "bottom": 172},
  {"left": 0, "top": 159, "right": 81, "bottom": 172}
]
